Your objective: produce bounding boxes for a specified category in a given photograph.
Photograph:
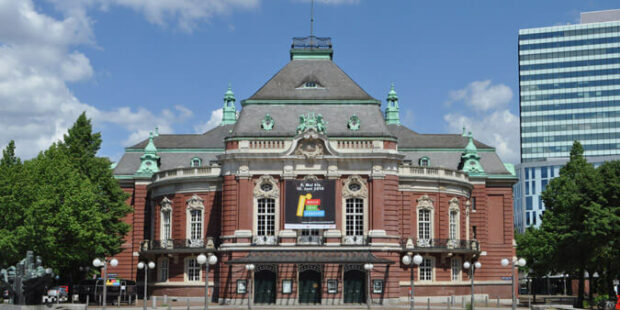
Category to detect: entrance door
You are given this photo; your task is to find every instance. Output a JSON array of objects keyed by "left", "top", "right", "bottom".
[
  {"left": 298, "top": 270, "right": 321, "bottom": 304},
  {"left": 343, "top": 270, "right": 366, "bottom": 303},
  {"left": 254, "top": 270, "right": 276, "bottom": 304}
]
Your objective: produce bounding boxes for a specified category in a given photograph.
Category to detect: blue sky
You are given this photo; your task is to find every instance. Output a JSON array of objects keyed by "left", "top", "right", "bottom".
[{"left": 1, "top": 0, "right": 619, "bottom": 163}]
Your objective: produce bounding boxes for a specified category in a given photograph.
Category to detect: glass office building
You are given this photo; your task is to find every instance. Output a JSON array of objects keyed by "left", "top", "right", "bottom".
[{"left": 515, "top": 10, "right": 620, "bottom": 232}]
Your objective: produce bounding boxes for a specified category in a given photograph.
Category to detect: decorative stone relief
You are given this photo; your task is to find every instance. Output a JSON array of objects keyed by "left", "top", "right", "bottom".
[
  {"left": 253, "top": 175, "right": 279, "bottom": 199},
  {"left": 186, "top": 194, "right": 204, "bottom": 211},
  {"left": 344, "top": 264, "right": 364, "bottom": 272},
  {"left": 256, "top": 264, "right": 277, "bottom": 273},
  {"left": 298, "top": 264, "right": 322, "bottom": 273},
  {"left": 160, "top": 197, "right": 173, "bottom": 212},
  {"left": 342, "top": 175, "right": 368, "bottom": 199},
  {"left": 295, "top": 138, "right": 325, "bottom": 158},
  {"left": 261, "top": 114, "right": 274, "bottom": 131},
  {"left": 416, "top": 194, "right": 434, "bottom": 211},
  {"left": 449, "top": 197, "right": 460, "bottom": 211}
]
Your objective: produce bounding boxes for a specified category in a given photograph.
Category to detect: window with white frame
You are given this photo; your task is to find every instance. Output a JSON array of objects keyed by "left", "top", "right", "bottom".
[
  {"left": 418, "top": 209, "right": 431, "bottom": 240},
  {"left": 160, "top": 197, "right": 172, "bottom": 242},
  {"left": 186, "top": 258, "right": 200, "bottom": 282},
  {"left": 345, "top": 198, "right": 364, "bottom": 237},
  {"left": 186, "top": 195, "right": 205, "bottom": 245},
  {"left": 419, "top": 257, "right": 433, "bottom": 281},
  {"left": 190, "top": 209, "right": 202, "bottom": 240},
  {"left": 416, "top": 195, "right": 434, "bottom": 247},
  {"left": 451, "top": 257, "right": 461, "bottom": 281},
  {"left": 159, "top": 258, "right": 169, "bottom": 282},
  {"left": 449, "top": 210, "right": 458, "bottom": 240},
  {"left": 162, "top": 210, "right": 171, "bottom": 240},
  {"left": 257, "top": 198, "right": 275, "bottom": 236}
]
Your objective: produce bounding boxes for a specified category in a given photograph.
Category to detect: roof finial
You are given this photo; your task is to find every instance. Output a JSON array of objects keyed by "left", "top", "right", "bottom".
[
  {"left": 221, "top": 84, "right": 237, "bottom": 126},
  {"left": 385, "top": 83, "right": 400, "bottom": 125}
]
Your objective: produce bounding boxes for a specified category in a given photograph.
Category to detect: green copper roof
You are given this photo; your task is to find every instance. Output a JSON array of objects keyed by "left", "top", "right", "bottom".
[
  {"left": 221, "top": 84, "right": 237, "bottom": 125},
  {"left": 384, "top": 83, "right": 400, "bottom": 125},
  {"left": 136, "top": 131, "right": 161, "bottom": 176}
]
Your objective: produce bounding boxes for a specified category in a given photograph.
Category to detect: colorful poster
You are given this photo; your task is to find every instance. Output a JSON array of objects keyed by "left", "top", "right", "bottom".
[{"left": 285, "top": 180, "right": 336, "bottom": 229}]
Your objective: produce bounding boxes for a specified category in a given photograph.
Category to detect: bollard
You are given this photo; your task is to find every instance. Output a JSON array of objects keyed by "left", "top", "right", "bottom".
[
  {"left": 528, "top": 296, "right": 532, "bottom": 310},
  {"left": 163, "top": 295, "right": 167, "bottom": 305},
  {"left": 448, "top": 297, "right": 451, "bottom": 310},
  {"left": 186, "top": 298, "right": 190, "bottom": 310},
  {"left": 497, "top": 297, "right": 500, "bottom": 307},
  {"left": 427, "top": 298, "right": 431, "bottom": 310},
  {"left": 462, "top": 296, "right": 465, "bottom": 309},
  {"left": 152, "top": 296, "right": 156, "bottom": 309},
  {"left": 451, "top": 295, "right": 455, "bottom": 305},
  {"left": 86, "top": 294, "right": 89, "bottom": 310},
  {"left": 129, "top": 294, "right": 132, "bottom": 305},
  {"left": 485, "top": 296, "right": 488, "bottom": 307}
]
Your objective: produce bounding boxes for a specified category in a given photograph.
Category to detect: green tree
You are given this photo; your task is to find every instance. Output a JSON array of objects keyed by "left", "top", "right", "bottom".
[
  {"left": 540, "top": 141, "right": 606, "bottom": 308},
  {"left": 0, "top": 113, "right": 131, "bottom": 283},
  {"left": 516, "top": 228, "right": 557, "bottom": 301},
  {"left": 595, "top": 161, "right": 620, "bottom": 299}
]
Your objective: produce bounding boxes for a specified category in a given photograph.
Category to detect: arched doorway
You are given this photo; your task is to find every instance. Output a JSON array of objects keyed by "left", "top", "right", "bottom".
[
  {"left": 298, "top": 270, "right": 321, "bottom": 304},
  {"left": 343, "top": 269, "right": 366, "bottom": 303},
  {"left": 254, "top": 270, "right": 276, "bottom": 304}
]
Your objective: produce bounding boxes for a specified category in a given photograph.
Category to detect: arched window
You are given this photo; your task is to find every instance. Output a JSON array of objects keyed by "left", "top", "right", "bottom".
[
  {"left": 342, "top": 176, "right": 368, "bottom": 245},
  {"left": 419, "top": 156, "right": 430, "bottom": 167},
  {"left": 190, "top": 157, "right": 202, "bottom": 167}
]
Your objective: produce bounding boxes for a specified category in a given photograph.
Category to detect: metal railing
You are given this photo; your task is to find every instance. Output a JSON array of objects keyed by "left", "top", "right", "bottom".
[
  {"left": 252, "top": 235, "right": 278, "bottom": 246},
  {"left": 141, "top": 238, "right": 215, "bottom": 251},
  {"left": 297, "top": 235, "right": 324, "bottom": 245},
  {"left": 401, "top": 238, "right": 479, "bottom": 251},
  {"left": 341, "top": 235, "right": 369, "bottom": 245}
]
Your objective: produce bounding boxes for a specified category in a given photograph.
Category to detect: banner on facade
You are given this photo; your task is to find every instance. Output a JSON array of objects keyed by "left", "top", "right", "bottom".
[{"left": 284, "top": 180, "right": 336, "bottom": 229}]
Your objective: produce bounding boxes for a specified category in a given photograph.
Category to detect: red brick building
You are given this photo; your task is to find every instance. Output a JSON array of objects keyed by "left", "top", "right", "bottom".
[{"left": 111, "top": 36, "right": 518, "bottom": 306}]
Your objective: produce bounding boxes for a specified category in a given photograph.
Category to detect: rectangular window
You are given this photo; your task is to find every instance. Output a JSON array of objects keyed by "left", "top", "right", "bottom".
[
  {"left": 526, "top": 212, "right": 530, "bottom": 225},
  {"left": 541, "top": 166, "right": 548, "bottom": 179},
  {"left": 526, "top": 197, "right": 533, "bottom": 211},
  {"left": 526, "top": 182, "right": 530, "bottom": 195},
  {"left": 471, "top": 197, "right": 476, "bottom": 211},
  {"left": 451, "top": 258, "right": 461, "bottom": 281},
  {"left": 472, "top": 226, "right": 477, "bottom": 239},
  {"left": 533, "top": 213, "right": 537, "bottom": 225},
  {"left": 162, "top": 211, "right": 171, "bottom": 241},
  {"left": 419, "top": 258, "right": 433, "bottom": 281},
  {"left": 449, "top": 210, "right": 458, "bottom": 240},
  {"left": 418, "top": 209, "right": 431, "bottom": 240},
  {"left": 187, "top": 258, "right": 200, "bottom": 282},
  {"left": 190, "top": 210, "right": 202, "bottom": 240},
  {"left": 345, "top": 198, "right": 364, "bottom": 236},
  {"left": 257, "top": 198, "right": 275, "bottom": 236},
  {"left": 532, "top": 180, "right": 536, "bottom": 195},
  {"left": 525, "top": 168, "right": 529, "bottom": 180},
  {"left": 542, "top": 179, "right": 548, "bottom": 192},
  {"left": 159, "top": 258, "right": 169, "bottom": 282},
  {"left": 551, "top": 166, "right": 555, "bottom": 177}
]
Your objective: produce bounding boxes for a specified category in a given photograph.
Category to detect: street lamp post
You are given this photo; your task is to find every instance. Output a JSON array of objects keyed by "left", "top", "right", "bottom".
[
  {"left": 197, "top": 254, "right": 218, "bottom": 310},
  {"left": 401, "top": 254, "right": 424, "bottom": 310},
  {"left": 501, "top": 257, "right": 526, "bottom": 310},
  {"left": 364, "top": 263, "right": 374, "bottom": 310},
  {"left": 463, "top": 260, "right": 481, "bottom": 310},
  {"left": 92, "top": 257, "right": 118, "bottom": 310},
  {"left": 137, "top": 261, "right": 156, "bottom": 310},
  {"left": 245, "top": 264, "right": 255, "bottom": 310}
]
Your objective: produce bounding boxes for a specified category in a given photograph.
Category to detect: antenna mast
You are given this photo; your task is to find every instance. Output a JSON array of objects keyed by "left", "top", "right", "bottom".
[{"left": 310, "top": 0, "right": 314, "bottom": 48}]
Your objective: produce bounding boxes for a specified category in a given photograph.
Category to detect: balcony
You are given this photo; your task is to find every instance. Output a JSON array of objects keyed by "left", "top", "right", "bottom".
[
  {"left": 297, "top": 235, "right": 323, "bottom": 245},
  {"left": 341, "top": 235, "right": 368, "bottom": 245},
  {"left": 398, "top": 166, "right": 470, "bottom": 184},
  {"left": 252, "top": 235, "right": 277, "bottom": 246},
  {"left": 140, "top": 238, "right": 216, "bottom": 254},
  {"left": 152, "top": 166, "right": 221, "bottom": 183},
  {"left": 401, "top": 238, "right": 479, "bottom": 253}
]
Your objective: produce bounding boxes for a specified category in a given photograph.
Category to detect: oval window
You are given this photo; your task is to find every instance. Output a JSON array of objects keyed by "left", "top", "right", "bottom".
[
  {"left": 260, "top": 183, "right": 273, "bottom": 192},
  {"left": 348, "top": 183, "right": 361, "bottom": 192}
]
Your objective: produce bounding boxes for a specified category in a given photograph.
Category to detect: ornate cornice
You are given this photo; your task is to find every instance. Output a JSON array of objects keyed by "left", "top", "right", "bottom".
[
  {"left": 416, "top": 194, "right": 434, "bottom": 210},
  {"left": 253, "top": 175, "right": 280, "bottom": 199},
  {"left": 449, "top": 197, "right": 460, "bottom": 212},
  {"left": 342, "top": 175, "right": 368, "bottom": 199},
  {"left": 186, "top": 194, "right": 204, "bottom": 211},
  {"left": 160, "top": 197, "right": 173, "bottom": 212}
]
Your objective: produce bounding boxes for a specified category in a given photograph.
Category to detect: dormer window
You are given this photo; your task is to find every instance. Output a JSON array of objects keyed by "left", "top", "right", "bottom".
[
  {"left": 191, "top": 157, "right": 201, "bottom": 167},
  {"left": 297, "top": 80, "right": 322, "bottom": 89},
  {"left": 305, "top": 81, "right": 317, "bottom": 88},
  {"left": 419, "top": 156, "right": 430, "bottom": 167}
]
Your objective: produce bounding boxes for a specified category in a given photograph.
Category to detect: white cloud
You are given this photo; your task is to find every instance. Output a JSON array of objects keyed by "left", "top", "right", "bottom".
[
  {"left": 48, "top": 0, "right": 260, "bottom": 32},
  {"left": 194, "top": 108, "right": 223, "bottom": 133},
  {"left": 443, "top": 80, "right": 519, "bottom": 163},
  {"left": 1, "top": 0, "right": 245, "bottom": 159},
  {"left": 447, "top": 80, "right": 512, "bottom": 112}
]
